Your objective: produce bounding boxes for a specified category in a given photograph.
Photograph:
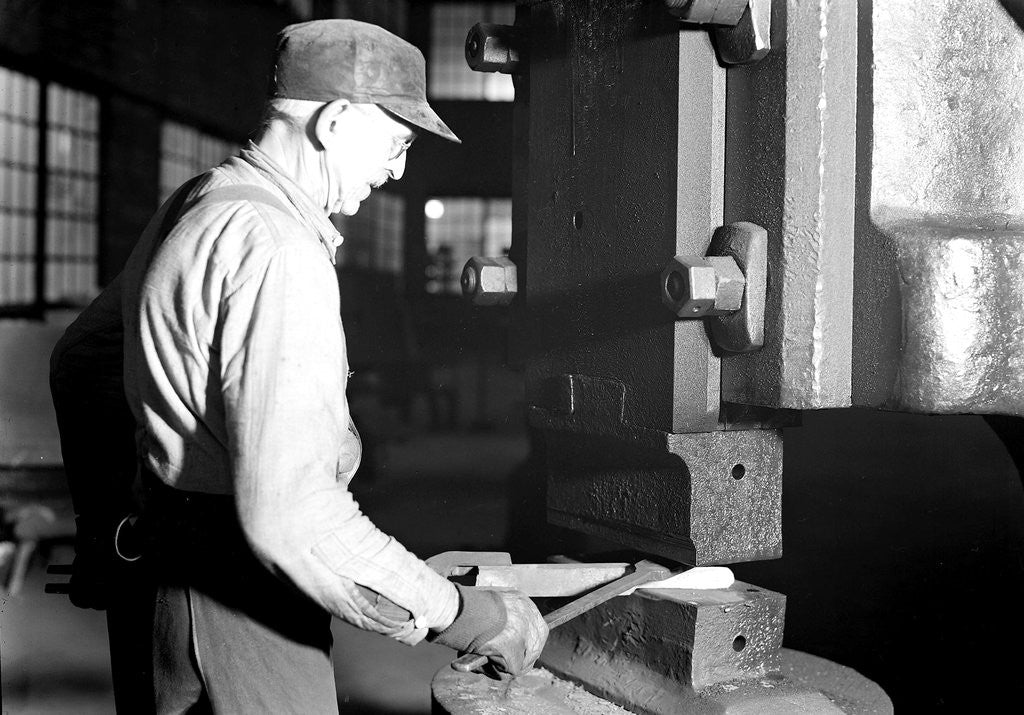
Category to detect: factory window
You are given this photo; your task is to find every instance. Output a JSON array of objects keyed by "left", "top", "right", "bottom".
[
  {"left": 331, "top": 0, "right": 408, "bottom": 37},
  {"left": 158, "top": 121, "right": 237, "bottom": 204},
  {"left": 1, "top": 67, "right": 100, "bottom": 312},
  {"left": 334, "top": 191, "right": 406, "bottom": 275},
  {"left": 0, "top": 68, "right": 39, "bottom": 308},
  {"left": 45, "top": 84, "right": 101, "bottom": 305},
  {"left": 429, "top": 2, "right": 514, "bottom": 101},
  {"left": 424, "top": 197, "right": 511, "bottom": 294}
]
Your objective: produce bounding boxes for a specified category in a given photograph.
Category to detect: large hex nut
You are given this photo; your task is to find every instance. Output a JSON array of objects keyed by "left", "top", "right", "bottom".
[
  {"left": 661, "top": 256, "right": 719, "bottom": 317},
  {"left": 461, "top": 256, "right": 518, "bottom": 306},
  {"left": 661, "top": 255, "right": 746, "bottom": 318},
  {"left": 465, "top": 23, "right": 521, "bottom": 74}
]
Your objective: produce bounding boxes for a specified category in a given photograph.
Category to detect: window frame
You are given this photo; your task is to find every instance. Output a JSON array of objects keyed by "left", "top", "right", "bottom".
[
  {"left": 158, "top": 120, "right": 238, "bottom": 206},
  {"left": 0, "top": 64, "right": 103, "bottom": 319}
]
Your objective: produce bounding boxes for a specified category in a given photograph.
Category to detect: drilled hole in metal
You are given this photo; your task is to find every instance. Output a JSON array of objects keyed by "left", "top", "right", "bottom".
[
  {"left": 573, "top": 210, "right": 584, "bottom": 230},
  {"left": 733, "top": 635, "right": 746, "bottom": 652},
  {"left": 731, "top": 463, "right": 746, "bottom": 480},
  {"left": 666, "top": 271, "right": 686, "bottom": 302}
]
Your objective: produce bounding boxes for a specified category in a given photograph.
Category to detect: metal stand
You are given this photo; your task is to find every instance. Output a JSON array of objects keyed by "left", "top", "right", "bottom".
[{"left": 432, "top": 648, "right": 892, "bottom": 714}]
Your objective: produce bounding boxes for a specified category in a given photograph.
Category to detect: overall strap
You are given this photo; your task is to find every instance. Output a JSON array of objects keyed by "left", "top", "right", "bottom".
[
  {"left": 157, "top": 179, "right": 290, "bottom": 242},
  {"left": 197, "top": 184, "right": 290, "bottom": 215}
]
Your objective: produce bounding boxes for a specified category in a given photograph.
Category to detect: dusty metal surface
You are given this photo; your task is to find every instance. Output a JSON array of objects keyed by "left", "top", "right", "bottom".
[
  {"left": 721, "top": 0, "right": 858, "bottom": 409},
  {"left": 779, "top": 649, "right": 893, "bottom": 715},
  {"left": 866, "top": 224, "right": 1024, "bottom": 413},
  {"left": 432, "top": 666, "right": 630, "bottom": 714},
  {"left": 540, "top": 582, "right": 786, "bottom": 694},
  {"left": 852, "top": 0, "right": 1024, "bottom": 415},
  {"left": 517, "top": 1, "right": 790, "bottom": 559},
  {"left": 434, "top": 649, "right": 891, "bottom": 714},
  {"left": 524, "top": 0, "right": 725, "bottom": 435},
  {"left": 531, "top": 374, "right": 782, "bottom": 564},
  {"left": 544, "top": 429, "right": 782, "bottom": 565}
]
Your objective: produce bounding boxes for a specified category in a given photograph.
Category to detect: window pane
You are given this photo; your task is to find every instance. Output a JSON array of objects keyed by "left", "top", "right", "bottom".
[
  {"left": 14, "top": 261, "right": 33, "bottom": 303},
  {"left": 376, "top": 192, "right": 405, "bottom": 274},
  {"left": 45, "top": 82, "right": 99, "bottom": 304},
  {"left": 334, "top": 190, "right": 406, "bottom": 276},
  {"left": 159, "top": 120, "right": 237, "bottom": 204},
  {"left": 0, "top": 66, "right": 40, "bottom": 307},
  {"left": 482, "top": 198, "right": 512, "bottom": 257}
]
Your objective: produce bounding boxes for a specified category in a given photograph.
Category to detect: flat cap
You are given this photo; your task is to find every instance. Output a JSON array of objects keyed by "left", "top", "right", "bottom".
[{"left": 272, "top": 19, "right": 460, "bottom": 143}]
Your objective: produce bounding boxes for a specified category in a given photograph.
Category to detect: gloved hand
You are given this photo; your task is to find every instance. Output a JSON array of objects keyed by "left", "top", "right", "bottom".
[{"left": 431, "top": 584, "right": 548, "bottom": 677}]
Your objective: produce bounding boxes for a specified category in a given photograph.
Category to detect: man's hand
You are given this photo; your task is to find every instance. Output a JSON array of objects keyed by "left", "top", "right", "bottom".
[
  {"left": 472, "top": 589, "right": 549, "bottom": 676},
  {"left": 432, "top": 584, "right": 548, "bottom": 676}
]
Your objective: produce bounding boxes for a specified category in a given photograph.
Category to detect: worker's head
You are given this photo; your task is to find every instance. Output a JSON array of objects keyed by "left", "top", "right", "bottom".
[{"left": 262, "top": 19, "right": 459, "bottom": 216}]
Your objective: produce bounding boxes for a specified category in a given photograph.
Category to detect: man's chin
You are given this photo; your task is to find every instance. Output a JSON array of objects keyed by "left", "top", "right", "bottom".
[{"left": 336, "top": 198, "right": 362, "bottom": 216}]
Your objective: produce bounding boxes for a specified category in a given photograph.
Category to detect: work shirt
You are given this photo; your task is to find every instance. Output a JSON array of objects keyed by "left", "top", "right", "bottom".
[{"left": 60, "top": 144, "right": 458, "bottom": 643}]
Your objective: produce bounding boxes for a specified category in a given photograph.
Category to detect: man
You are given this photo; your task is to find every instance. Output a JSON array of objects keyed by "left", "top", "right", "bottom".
[{"left": 51, "top": 20, "right": 547, "bottom": 713}]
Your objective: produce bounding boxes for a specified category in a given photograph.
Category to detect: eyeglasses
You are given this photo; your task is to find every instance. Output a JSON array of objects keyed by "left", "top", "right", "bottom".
[
  {"left": 357, "top": 104, "right": 417, "bottom": 161},
  {"left": 388, "top": 135, "right": 415, "bottom": 161}
]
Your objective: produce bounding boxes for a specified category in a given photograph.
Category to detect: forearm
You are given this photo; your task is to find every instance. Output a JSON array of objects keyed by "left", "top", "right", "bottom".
[{"left": 240, "top": 472, "right": 459, "bottom": 640}]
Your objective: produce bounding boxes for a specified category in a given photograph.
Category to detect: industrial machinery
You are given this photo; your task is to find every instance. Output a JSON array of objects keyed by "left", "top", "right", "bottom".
[{"left": 439, "top": 0, "right": 1024, "bottom": 711}]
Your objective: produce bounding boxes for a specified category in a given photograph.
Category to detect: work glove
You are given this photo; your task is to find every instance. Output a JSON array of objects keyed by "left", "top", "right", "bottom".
[{"left": 431, "top": 584, "right": 549, "bottom": 677}]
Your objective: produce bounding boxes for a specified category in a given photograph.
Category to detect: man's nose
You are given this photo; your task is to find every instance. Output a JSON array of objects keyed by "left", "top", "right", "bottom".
[{"left": 386, "top": 151, "right": 407, "bottom": 181}]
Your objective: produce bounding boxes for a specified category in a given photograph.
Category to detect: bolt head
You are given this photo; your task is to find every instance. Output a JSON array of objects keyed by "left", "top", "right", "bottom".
[
  {"left": 465, "top": 24, "right": 520, "bottom": 73},
  {"left": 706, "top": 256, "right": 746, "bottom": 312},
  {"left": 468, "top": 23, "right": 524, "bottom": 72},
  {"left": 661, "top": 256, "right": 718, "bottom": 317},
  {"left": 462, "top": 256, "right": 518, "bottom": 306}
]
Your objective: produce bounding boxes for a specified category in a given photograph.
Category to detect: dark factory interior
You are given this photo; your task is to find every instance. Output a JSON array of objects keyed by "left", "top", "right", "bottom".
[{"left": 3, "top": 0, "right": 1024, "bottom": 712}]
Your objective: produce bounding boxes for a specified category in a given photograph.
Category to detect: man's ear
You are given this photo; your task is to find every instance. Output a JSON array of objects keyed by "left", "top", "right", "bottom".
[{"left": 314, "top": 99, "right": 351, "bottom": 150}]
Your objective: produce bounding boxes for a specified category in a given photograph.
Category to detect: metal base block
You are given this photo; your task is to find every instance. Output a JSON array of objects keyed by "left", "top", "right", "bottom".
[
  {"left": 431, "top": 649, "right": 892, "bottom": 714},
  {"left": 543, "top": 421, "right": 783, "bottom": 565},
  {"left": 539, "top": 581, "right": 786, "bottom": 695}
]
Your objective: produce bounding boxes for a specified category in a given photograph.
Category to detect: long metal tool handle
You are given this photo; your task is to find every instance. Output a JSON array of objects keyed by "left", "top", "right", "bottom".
[{"left": 451, "top": 560, "right": 669, "bottom": 673}]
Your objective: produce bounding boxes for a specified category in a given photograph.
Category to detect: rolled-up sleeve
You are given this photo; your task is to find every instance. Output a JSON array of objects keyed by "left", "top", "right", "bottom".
[{"left": 219, "top": 240, "right": 458, "bottom": 643}]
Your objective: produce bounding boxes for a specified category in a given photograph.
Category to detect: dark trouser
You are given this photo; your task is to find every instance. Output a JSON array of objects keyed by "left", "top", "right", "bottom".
[
  {"left": 107, "top": 569, "right": 157, "bottom": 712},
  {"left": 142, "top": 479, "right": 337, "bottom": 714}
]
